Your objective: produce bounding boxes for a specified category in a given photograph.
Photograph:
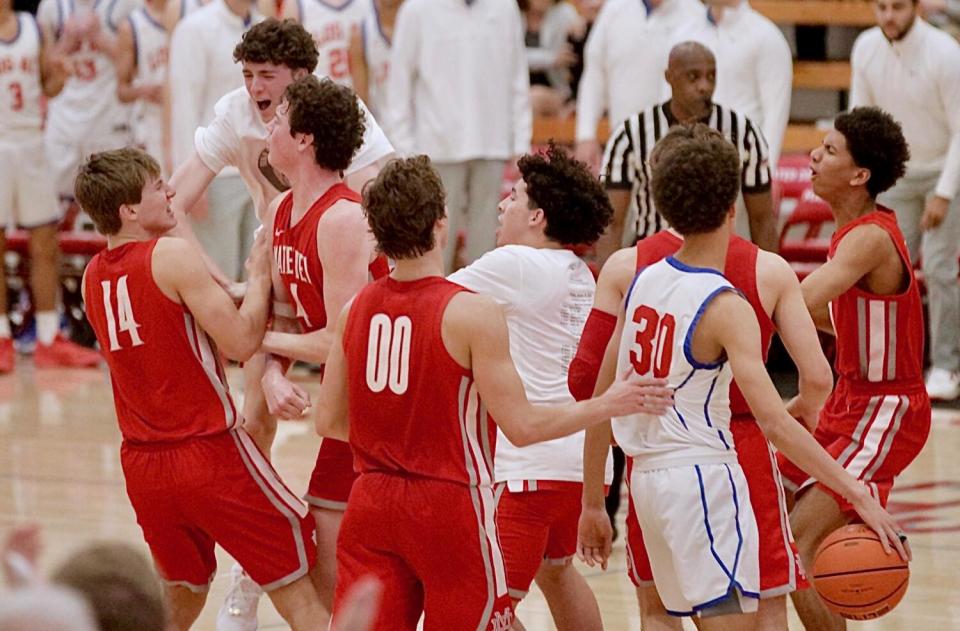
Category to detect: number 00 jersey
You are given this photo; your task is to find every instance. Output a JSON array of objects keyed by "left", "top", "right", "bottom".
[
  {"left": 83, "top": 240, "right": 239, "bottom": 444},
  {"left": 343, "top": 275, "right": 498, "bottom": 487},
  {"left": 612, "top": 257, "right": 741, "bottom": 471}
]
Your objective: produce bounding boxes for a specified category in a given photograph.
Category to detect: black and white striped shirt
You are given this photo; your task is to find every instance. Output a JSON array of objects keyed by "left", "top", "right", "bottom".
[{"left": 601, "top": 100, "right": 772, "bottom": 240}]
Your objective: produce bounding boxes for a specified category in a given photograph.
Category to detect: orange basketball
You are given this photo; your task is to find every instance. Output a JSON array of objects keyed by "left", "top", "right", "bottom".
[{"left": 812, "top": 524, "right": 910, "bottom": 620}]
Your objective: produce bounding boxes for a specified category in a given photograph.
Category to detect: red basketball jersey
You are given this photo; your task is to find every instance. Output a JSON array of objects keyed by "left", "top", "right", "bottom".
[
  {"left": 828, "top": 207, "right": 925, "bottom": 389},
  {"left": 83, "top": 240, "right": 238, "bottom": 443},
  {"left": 273, "top": 184, "right": 389, "bottom": 333},
  {"left": 342, "top": 276, "right": 497, "bottom": 487},
  {"left": 635, "top": 231, "right": 775, "bottom": 418}
]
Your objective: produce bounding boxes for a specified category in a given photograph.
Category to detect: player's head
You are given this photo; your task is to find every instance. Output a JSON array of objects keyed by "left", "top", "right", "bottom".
[
  {"left": 497, "top": 143, "right": 613, "bottom": 247},
  {"left": 874, "top": 0, "right": 917, "bottom": 41},
  {"left": 665, "top": 42, "right": 715, "bottom": 121},
  {"left": 234, "top": 18, "right": 319, "bottom": 123},
  {"left": 267, "top": 75, "right": 365, "bottom": 175},
  {"left": 650, "top": 124, "right": 740, "bottom": 235},
  {"left": 52, "top": 542, "right": 167, "bottom": 631},
  {"left": 75, "top": 148, "right": 175, "bottom": 238},
  {"left": 362, "top": 156, "right": 447, "bottom": 260},
  {"left": 811, "top": 107, "right": 909, "bottom": 201}
]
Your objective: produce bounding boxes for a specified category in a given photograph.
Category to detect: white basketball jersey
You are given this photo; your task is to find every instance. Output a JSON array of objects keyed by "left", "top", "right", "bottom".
[
  {"left": 179, "top": 0, "right": 211, "bottom": 19},
  {"left": 299, "top": 0, "right": 370, "bottom": 87},
  {"left": 128, "top": 7, "right": 168, "bottom": 162},
  {"left": 612, "top": 256, "right": 740, "bottom": 471},
  {"left": 0, "top": 13, "right": 43, "bottom": 139},
  {"left": 359, "top": 3, "right": 389, "bottom": 120}
]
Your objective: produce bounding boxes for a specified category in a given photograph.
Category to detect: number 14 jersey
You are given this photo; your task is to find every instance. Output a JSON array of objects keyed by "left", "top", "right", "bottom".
[{"left": 612, "top": 256, "right": 741, "bottom": 471}]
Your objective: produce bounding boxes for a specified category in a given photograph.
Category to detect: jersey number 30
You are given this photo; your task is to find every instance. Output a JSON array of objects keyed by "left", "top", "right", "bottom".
[
  {"left": 630, "top": 305, "right": 674, "bottom": 379},
  {"left": 101, "top": 276, "right": 144, "bottom": 351},
  {"left": 366, "top": 314, "right": 411, "bottom": 394}
]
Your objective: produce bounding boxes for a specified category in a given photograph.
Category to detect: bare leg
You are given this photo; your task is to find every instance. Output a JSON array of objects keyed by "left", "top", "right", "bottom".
[
  {"left": 28, "top": 223, "right": 59, "bottom": 313},
  {"left": 533, "top": 560, "right": 602, "bottom": 631},
  {"left": 636, "top": 583, "right": 683, "bottom": 631},
  {"left": 267, "top": 574, "right": 330, "bottom": 631},
  {"left": 756, "top": 596, "right": 788, "bottom": 631},
  {"left": 0, "top": 232, "right": 8, "bottom": 318},
  {"left": 241, "top": 353, "right": 277, "bottom": 457},
  {"left": 789, "top": 487, "right": 848, "bottom": 631},
  {"left": 698, "top": 612, "right": 757, "bottom": 631},
  {"left": 508, "top": 599, "right": 528, "bottom": 631},
  {"left": 309, "top": 506, "right": 343, "bottom": 612},
  {"left": 165, "top": 585, "right": 207, "bottom": 631}
]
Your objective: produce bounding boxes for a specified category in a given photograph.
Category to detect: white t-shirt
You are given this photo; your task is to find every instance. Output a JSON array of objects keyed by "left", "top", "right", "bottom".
[
  {"left": 193, "top": 84, "right": 394, "bottom": 218},
  {"left": 449, "top": 245, "right": 613, "bottom": 486}
]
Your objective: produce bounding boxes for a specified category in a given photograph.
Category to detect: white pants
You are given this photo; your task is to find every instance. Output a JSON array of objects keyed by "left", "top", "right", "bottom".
[
  {"left": 0, "top": 135, "right": 62, "bottom": 228},
  {"left": 191, "top": 173, "right": 258, "bottom": 282},
  {"left": 434, "top": 160, "right": 506, "bottom": 272}
]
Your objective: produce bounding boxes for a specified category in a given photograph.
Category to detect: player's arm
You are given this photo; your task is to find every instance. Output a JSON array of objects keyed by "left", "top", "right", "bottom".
[
  {"left": 801, "top": 223, "right": 891, "bottom": 335},
  {"left": 764, "top": 252, "right": 833, "bottom": 431},
  {"left": 152, "top": 232, "right": 272, "bottom": 361},
  {"left": 348, "top": 25, "right": 369, "bottom": 104},
  {"left": 458, "top": 293, "right": 672, "bottom": 447},
  {"left": 38, "top": 26, "right": 68, "bottom": 98},
  {"left": 279, "top": 0, "right": 301, "bottom": 20},
  {"left": 161, "top": 0, "right": 181, "bottom": 31},
  {"left": 114, "top": 19, "right": 139, "bottom": 103},
  {"left": 742, "top": 123, "right": 778, "bottom": 253},
  {"left": 742, "top": 189, "right": 778, "bottom": 253},
  {"left": 706, "top": 292, "right": 909, "bottom": 559},
  {"left": 573, "top": 5, "right": 609, "bottom": 173},
  {"left": 384, "top": 1, "right": 418, "bottom": 155},
  {"left": 595, "top": 122, "right": 633, "bottom": 265},
  {"left": 314, "top": 299, "right": 354, "bottom": 442}
]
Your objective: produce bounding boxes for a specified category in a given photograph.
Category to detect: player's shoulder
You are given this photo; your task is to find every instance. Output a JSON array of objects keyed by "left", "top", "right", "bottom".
[
  {"left": 152, "top": 235, "right": 197, "bottom": 262},
  {"left": 600, "top": 246, "right": 639, "bottom": 284}
]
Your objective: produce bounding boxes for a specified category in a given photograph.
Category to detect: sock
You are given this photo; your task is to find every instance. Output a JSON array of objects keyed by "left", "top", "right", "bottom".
[
  {"left": 36, "top": 311, "right": 59, "bottom": 346},
  {"left": 0, "top": 315, "right": 10, "bottom": 339}
]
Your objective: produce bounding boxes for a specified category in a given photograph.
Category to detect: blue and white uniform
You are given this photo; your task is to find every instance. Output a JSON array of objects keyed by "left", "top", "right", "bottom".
[{"left": 613, "top": 256, "right": 760, "bottom": 616}]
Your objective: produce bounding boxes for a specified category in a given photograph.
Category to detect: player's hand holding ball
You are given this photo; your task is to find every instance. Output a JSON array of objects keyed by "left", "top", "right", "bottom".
[{"left": 848, "top": 486, "right": 911, "bottom": 562}]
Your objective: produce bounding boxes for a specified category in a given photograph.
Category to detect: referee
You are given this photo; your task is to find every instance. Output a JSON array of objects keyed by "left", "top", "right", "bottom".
[{"left": 598, "top": 41, "right": 777, "bottom": 263}]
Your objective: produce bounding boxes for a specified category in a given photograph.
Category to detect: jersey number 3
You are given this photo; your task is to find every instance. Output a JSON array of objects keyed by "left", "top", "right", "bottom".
[
  {"left": 366, "top": 314, "right": 411, "bottom": 395},
  {"left": 101, "top": 276, "right": 144, "bottom": 351},
  {"left": 630, "top": 305, "right": 675, "bottom": 379}
]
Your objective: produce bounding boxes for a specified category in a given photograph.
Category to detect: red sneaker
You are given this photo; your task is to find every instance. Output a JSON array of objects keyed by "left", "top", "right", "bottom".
[
  {"left": 0, "top": 338, "right": 14, "bottom": 373},
  {"left": 34, "top": 335, "right": 102, "bottom": 368}
]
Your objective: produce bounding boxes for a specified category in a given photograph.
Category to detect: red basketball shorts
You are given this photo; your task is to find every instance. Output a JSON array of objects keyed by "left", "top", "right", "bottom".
[
  {"left": 335, "top": 473, "right": 514, "bottom": 630},
  {"left": 495, "top": 481, "right": 582, "bottom": 599},
  {"left": 624, "top": 420, "right": 806, "bottom": 596},
  {"left": 121, "top": 429, "right": 316, "bottom": 591},
  {"left": 305, "top": 437, "right": 358, "bottom": 510},
  {"left": 778, "top": 381, "right": 931, "bottom": 513}
]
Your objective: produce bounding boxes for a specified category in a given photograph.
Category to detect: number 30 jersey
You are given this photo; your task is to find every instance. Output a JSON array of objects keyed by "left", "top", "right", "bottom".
[
  {"left": 343, "top": 275, "right": 499, "bottom": 488},
  {"left": 612, "top": 256, "right": 741, "bottom": 472},
  {"left": 83, "top": 240, "right": 239, "bottom": 444}
]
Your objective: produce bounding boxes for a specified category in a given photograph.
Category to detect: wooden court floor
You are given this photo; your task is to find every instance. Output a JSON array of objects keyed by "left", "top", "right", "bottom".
[{"left": 1, "top": 364, "right": 959, "bottom": 630}]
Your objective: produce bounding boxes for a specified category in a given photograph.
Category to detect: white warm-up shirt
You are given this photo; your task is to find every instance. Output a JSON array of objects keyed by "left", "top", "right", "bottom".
[
  {"left": 449, "top": 245, "right": 613, "bottom": 486},
  {"left": 386, "top": 0, "right": 531, "bottom": 162},
  {"left": 575, "top": 0, "right": 701, "bottom": 143},
  {"left": 194, "top": 85, "right": 394, "bottom": 218},
  {"left": 850, "top": 19, "right": 960, "bottom": 199}
]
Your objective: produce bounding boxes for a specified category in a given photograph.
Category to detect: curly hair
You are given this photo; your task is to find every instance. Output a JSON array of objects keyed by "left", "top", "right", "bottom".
[
  {"left": 74, "top": 148, "right": 161, "bottom": 236},
  {"left": 284, "top": 75, "right": 365, "bottom": 172},
  {"left": 651, "top": 124, "right": 740, "bottom": 235},
  {"left": 362, "top": 156, "right": 446, "bottom": 260},
  {"left": 518, "top": 142, "right": 613, "bottom": 245},
  {"left": 233, "top": 18, "right": 319, "bottom": 72},
  {"left": 834, "top": 107, "right": 909, "bottom": 199}
]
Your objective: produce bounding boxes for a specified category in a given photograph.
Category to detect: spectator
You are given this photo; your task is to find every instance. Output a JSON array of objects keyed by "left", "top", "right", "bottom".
[
  {"left": 348, "top": 0, "right": 404, "bottom": 123},
  {"left": 519, "top": 0, "right": 579, "bottom": 116},
  {"left": 671, "top": 0, "right": 792, "bottom": 166},
  {"left": 599, "top": 42, "right": 776, "bottom": 262},
  {"left": 565, "top": 0, "right": 603, "bottom": 102},
  {"left": 574, "top": 0, "right": 700, "bottom": 173},
  {"left": 0, "top": 587, "right": 97, "bottom": 631},
  {"left": 387, "top": 0, "right": 531, "bottom": 271},
  {"left": 921, "top": 0, "right": 960, "bottom": 39},
  {"left": 168, "top": 0, "right": 260, "bottom": 282},
  {"left": 850, "top": 0, "right": 960, "bottom": 400}
]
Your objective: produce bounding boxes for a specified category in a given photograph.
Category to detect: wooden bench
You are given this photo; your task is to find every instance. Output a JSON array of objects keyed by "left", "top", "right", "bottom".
[{"left": 753, "top": 0, "right": 875, "bottom": 26}]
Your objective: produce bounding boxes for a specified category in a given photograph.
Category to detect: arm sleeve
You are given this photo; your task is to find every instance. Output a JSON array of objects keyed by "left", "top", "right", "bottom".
[
  {"left": 568, "top": 308, "right": 618, "bottom": 401},
  {"left": 755, "top": 27, "right": 792, "bottom": 165},
  {"left": 741, "top": 115, "right": 772, "bottom": 193},
  {"left": 348, "top": 96, "right": 395, "bottom": 173},
  {"left": 600, "top": 118, "right": 635, "bottom": 190},
  {"left": 447, "top": 248, "right": 524, "bottom": 309},
  {"left": 848, "top": 36, "right": 875, "bottom": 108},
  {"left": 934, "top": 48, "right": 960, "bottom": 199},
  {"left": 574, "top": 6, "right": 609, "bottom": 142},
  {"left": 193, "top": 94, "right": 239, "bottom": 174},
  {"left": 384, "top": 1, "right": 418, "bottom": 155},
  {"left": 509, "top": 2, "right": 532, "bottom": 157},
  {"left": 168, "top": 19, "right": 208, "bottom": 169}
]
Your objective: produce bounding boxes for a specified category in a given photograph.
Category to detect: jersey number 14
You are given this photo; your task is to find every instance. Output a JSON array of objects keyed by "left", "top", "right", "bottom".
[
  {"left": 101, "top": 276, "right": 144, "bottom": 351},
  {"left": 630, "top": 305, "right": 675, "bottom": 379}
]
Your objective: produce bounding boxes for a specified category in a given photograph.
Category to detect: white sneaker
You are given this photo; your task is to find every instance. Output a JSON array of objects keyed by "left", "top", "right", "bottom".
[
  {"left": 925, "top": 367, "right": 960, "bottom": 401},
  {"left": 217, "top": 564, "right": 262, "bottom": 631}
]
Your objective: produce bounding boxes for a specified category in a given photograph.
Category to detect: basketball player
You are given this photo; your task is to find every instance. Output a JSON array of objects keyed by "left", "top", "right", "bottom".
[
  {"left": 347, "top": 0, "right": 401, "bottom": 121},
  {"left": 74, "top": 148, "right": 326, "bottom": 631},
  {"left": 780, "top": 107, "right": 931, "bottom": 631},
  {"left": 447, "top": 144, "right": 613, "bottom": 630},
  {"left": 0, "top": 0, "right": 102, "bottom": 370},
  {"left": 313, "top": 155, "right": 673, "bottom": 629},
  {"left": 591, "top": 125, "right": 907, "bottom": 626},
  {"left": 256, "top": 75, "right": 388, "bottom": 616},
  {"left": 573, "top": 130, "right": 832, "bottom": 629},
  {"left": 282, "top": 0, "right": 369, "bottom": 88},
  {"left": 116, "top": 0, "right": 169, "bottom": 173}
]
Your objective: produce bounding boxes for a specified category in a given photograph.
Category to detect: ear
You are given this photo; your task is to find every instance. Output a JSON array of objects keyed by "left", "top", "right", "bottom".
[
  {"left": 292, "top": 67, "right": 309, "bottom": 80},
  {"left": 850, "top": 166, "right": 871, "bottom": 188},
  {"left": 298, "top": 132, "right": 314, "bottom": 154},
  {"left": 118, "top": 202, "right": 137, "bottom": 223},
  {"left": 528, "top": 207, "right": 545, "bottom": 227}
]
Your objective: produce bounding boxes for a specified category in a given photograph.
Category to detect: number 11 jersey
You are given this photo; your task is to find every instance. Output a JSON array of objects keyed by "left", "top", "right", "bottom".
[{"left": 612, "top": 256, "right": 741, "bottom": 472}]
